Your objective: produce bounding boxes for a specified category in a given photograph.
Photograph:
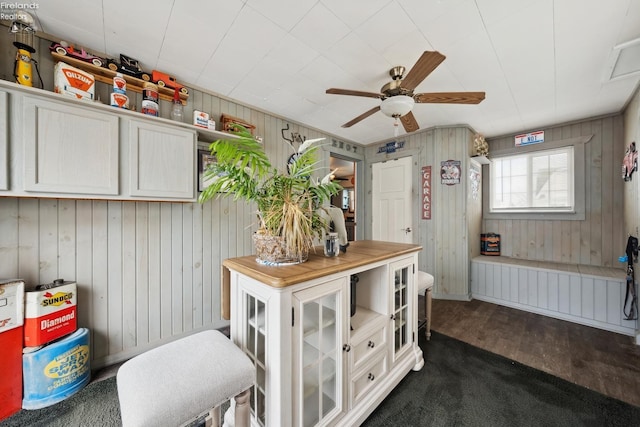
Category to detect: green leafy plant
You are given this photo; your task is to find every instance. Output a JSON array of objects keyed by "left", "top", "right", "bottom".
[{"left": 198, "top": 125, "right": 342, "bottom": 261}]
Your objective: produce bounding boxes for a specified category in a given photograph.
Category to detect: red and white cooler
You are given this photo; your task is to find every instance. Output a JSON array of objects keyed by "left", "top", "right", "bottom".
[
  {"left": 0, "top": 279, "right": 25, "bottom": 421},
  {"left": 24, "top": 279, "right": 77, "bottom": 348}
]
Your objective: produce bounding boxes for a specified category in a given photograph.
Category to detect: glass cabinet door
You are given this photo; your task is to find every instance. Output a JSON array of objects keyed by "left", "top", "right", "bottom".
[
  {"left": 294, "top": 278, "right": 345, "bottom": 427},
  {"left": 245, "top": 293, "right": 267, "bottom": 426},
  {"left": 392, "top": 265, "right": 411, "bottom": 358}
]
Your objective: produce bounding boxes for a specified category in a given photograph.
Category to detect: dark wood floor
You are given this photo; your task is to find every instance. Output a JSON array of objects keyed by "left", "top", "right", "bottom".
[{"left": 425, "top": 298, "right": 640, "bottom": 407}]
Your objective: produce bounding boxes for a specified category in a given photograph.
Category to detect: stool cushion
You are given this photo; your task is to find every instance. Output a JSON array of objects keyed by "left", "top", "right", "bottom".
[
  {"left": 417, "top": 271, "right": 434, "bottom": 292},
  {"left": 117, "top": 330, "right": 255, "bottom": 427}
]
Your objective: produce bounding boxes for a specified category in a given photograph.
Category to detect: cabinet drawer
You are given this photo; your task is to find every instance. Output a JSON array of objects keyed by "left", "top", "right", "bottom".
[
  {"left": 351, "top": 352, "right": 387, "bottom": 406},
  {"left": 352, "top": 326, "right": 386, "bottom": 371}
]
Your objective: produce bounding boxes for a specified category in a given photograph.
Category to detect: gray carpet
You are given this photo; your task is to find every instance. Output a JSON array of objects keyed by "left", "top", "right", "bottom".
[{"left": 2, "top": 332, "right": 639, "bottom": 427}]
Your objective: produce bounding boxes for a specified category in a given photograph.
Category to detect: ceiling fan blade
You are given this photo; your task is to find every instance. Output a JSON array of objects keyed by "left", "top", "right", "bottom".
[
  {"left": 400, "top": 111, "right": 420, "bottom": 133},
  {"left": 326, "top": 88, "right": 383, "bottom": 99},
  {"left": 342, "top": 106, "right": 381, "bottom": 128},
  {"left": 414, "top": 92, "right": 486, "bottom": 104},
  {"left": 401, "top": 51, "right": 446, "bottom": 91}
]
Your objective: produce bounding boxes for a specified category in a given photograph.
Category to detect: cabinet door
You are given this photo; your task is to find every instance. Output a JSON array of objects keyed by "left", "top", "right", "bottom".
[
  {"left": 244, "top": 292, "right": 267, "bottom": 426},
  {"left": 0, "top": 91, "right": 7, "bottom": 191},
  {"left": 128, "top": 120, "right": 195, "bottom": 200},
  {"left": 22, "top": 96, "right": 119, "bottom": 195},
  {"left": 390, "top": 260, "right": 414, "bottom": 362},
  {"left": 293, "top": 278, "right": 347, "bottom": 427}
]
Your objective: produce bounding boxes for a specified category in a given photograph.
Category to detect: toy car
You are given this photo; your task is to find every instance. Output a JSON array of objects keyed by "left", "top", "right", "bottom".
[
  {"left": 107, "top": 54, "right": 151, "bottom": 82},
  {"left": 50, "top": 42, "right": 105, "bottom": 67},
  {"left": 152, "top": 70, "right": 189, "bottom": 95}
]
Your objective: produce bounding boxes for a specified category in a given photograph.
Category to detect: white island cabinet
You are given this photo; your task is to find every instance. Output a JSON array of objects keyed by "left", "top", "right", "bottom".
[{"left": 223, "top": 241, "right": 424, "bottom": 427}]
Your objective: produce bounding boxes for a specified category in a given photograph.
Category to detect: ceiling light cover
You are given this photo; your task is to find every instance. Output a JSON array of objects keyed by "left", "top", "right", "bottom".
[{"left": 380, "top": 95, "right": 414, "bottom": 117}]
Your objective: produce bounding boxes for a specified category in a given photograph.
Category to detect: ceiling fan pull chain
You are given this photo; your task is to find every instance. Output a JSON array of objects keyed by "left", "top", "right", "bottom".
[{"left": 393, "top": 117, "right": 400, "bottom": 136}]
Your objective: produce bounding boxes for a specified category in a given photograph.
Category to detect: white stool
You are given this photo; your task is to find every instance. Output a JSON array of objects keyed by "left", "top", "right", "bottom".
[
  {"left": 117, "top": 330, "right": 255, "bottom": 427},
  {"left": 417, "top": 271, "right": 434, "bottom": 340}
]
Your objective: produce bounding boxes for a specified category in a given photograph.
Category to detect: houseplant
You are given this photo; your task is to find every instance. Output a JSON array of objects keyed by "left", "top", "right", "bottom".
[{"left": 198, "top": 125, "right": 342, "bottom": 265}]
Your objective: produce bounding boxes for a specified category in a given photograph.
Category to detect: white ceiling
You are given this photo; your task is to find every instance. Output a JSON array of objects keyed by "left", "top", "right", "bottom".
[{"left": 27, "top": 0, "right": 640, "bottom": 145}]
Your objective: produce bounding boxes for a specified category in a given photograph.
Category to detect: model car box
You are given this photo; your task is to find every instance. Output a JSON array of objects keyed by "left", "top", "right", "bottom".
[
  {"left": 54, "top": 61, "right": 95, "bottom": 101},
  {"left": 24, "top": 280, "right": 77, "bottom": 347},
  {"left": 194, "top": 110, "right": 215, "bottom": 130},
  {"left": 22, "top": 328, "right": 91, "bottom": 410}
]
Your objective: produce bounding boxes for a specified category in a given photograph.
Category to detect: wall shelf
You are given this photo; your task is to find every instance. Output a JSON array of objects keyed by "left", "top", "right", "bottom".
[
  {"left": 471, "top": 155, "right": 490, "bottom": 164},
  {"left": 50, "top": 52, "right": 189, "bottom": 105}
]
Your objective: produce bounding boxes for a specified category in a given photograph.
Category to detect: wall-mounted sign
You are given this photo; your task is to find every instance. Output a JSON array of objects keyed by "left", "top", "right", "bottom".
[
  {"left": 377, "top": 140, "right": 404, "bottom": 154},
  {"left": 515, "top": 130, "right": 544, "bottom": 146},
  {"left": 440, "top": 160, "right": 461, "bottom": 185},
  {"left": 421, "top": 166, "right": 432, "bottom": 220},
  {"left": 331, "top": 138, "right": 357, "bottom": 153}
]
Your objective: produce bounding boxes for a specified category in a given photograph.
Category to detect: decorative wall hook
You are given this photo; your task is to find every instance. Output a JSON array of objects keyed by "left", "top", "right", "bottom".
[{"left": 281, "top": 124, "right": 306, "bottom": 147}]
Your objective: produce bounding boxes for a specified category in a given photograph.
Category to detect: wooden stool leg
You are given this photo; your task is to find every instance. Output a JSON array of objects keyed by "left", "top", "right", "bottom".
[
  {"left": 234, "top": 388, "right": 252, "bottom": 427},
  {"left": 425, "top": 288, "right": 432, "bottom": 340}
]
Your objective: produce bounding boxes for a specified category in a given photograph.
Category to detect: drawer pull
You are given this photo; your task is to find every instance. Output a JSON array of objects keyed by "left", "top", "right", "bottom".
[
  {"left": 368, "top": 373, "right": 375, "bottom": 381},
  {"left": 368, "top": 340, "right": 375, "bottom": 348},
  {"left": 343, "top": 344, "right": 351, "bottom": 352}
]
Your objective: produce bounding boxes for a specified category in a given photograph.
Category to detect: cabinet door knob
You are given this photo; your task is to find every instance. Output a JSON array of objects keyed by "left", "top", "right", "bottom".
[
  {"left": 368, "top": 373, "right": 375, "bottom": 381},
  {"left": 343, "top": 344, "right": 351, "bottom": 352},
  {"left": 390, "top": 314, "right": 396, "bottom": 320},
  {"left": 368, "top": 340, "right": 375, "bottom": 348}
]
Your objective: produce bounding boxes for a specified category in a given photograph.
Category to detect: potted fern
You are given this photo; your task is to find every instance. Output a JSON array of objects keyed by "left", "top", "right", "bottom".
[{"left": 198, "top": 125, "right": 342, "bottom": 265}]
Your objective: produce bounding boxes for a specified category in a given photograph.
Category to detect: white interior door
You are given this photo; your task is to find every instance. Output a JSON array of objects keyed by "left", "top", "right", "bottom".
[{"left": 372, "top": 156, "right": 413, "bottom": 243}]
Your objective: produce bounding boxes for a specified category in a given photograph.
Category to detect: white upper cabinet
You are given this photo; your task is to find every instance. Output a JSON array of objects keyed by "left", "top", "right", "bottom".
[
  {"left": 128, "top": 119, "right": 195, "bottom": 199},
  {"left": 22, "top": 95, "right": 119, "bottom": 195},
  {"left": 0, "top": 80, "right": 220, "bottom": 202}
]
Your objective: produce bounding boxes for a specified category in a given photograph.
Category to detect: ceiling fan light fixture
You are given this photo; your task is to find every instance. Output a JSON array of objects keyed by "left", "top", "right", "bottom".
[{"left": 380, "top": 95, "right": 414, "bottom": 118}]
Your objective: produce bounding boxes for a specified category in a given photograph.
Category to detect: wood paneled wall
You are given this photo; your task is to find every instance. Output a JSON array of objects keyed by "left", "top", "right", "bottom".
[
  {"left": 623, "top": 88, "right": 640, "bottom": 247},
  {"left": 364, "top": 126, "right": 480, "bottom": 300},
  {"left": 483, "top": 115, "right": 625, "bottom": 268},
  {"left": 0, "top": 30, "right": 357, "bottom": 368}
]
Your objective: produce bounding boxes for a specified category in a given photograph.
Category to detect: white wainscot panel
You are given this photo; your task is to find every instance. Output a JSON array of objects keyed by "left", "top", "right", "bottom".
[{"left": 471, "top": 258, "right": 635, "bottom": 336}]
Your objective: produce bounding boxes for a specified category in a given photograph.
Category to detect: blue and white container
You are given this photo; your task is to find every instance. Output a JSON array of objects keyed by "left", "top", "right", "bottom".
[{"left": 22, "top": 328, "right": 91, "bottom": 410}]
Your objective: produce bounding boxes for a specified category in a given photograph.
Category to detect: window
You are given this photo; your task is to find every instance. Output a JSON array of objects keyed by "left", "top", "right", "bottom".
[{"left": 490, "top": 146, "right": 574, "bottom": 213}]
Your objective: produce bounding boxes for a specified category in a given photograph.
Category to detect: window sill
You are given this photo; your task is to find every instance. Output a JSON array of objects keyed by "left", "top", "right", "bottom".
[{"left": 483, "top": 210, "right": 585, "bottom": 221}]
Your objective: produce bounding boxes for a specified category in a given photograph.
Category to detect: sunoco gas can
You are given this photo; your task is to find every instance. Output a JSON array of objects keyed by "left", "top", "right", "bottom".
[{"left": 24, "top": 280, "right": 77, "bottom": 347}]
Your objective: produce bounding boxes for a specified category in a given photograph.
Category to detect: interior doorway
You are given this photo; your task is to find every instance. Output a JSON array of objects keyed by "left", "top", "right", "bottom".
[
  {"left": 330, "top": 155, "right": 358, "bottom": 241},
  {"left": 371, "top": 156, "right": 413, "bottom": 243}
]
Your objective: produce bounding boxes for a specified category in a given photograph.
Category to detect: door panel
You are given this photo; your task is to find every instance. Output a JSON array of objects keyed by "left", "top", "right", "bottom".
[{"left": 372, "top": 156, "right": 413, "bottom": 243}]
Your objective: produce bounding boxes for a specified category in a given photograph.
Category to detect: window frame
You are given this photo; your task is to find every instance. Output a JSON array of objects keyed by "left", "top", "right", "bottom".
[
  {"left": 490, "top": 146, "right": 575, "bottom": 213},
  {"left": 482, "top": 135, "right": 592, "bottom": 221}
]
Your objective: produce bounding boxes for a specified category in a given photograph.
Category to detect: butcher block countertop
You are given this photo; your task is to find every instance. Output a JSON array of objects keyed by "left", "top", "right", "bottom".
[
  {"left": 224, "top": 240, "right": 421, "bottom": 288},
  {"left": 221, "top": 240, "right": 421, "bottom": 319}
]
